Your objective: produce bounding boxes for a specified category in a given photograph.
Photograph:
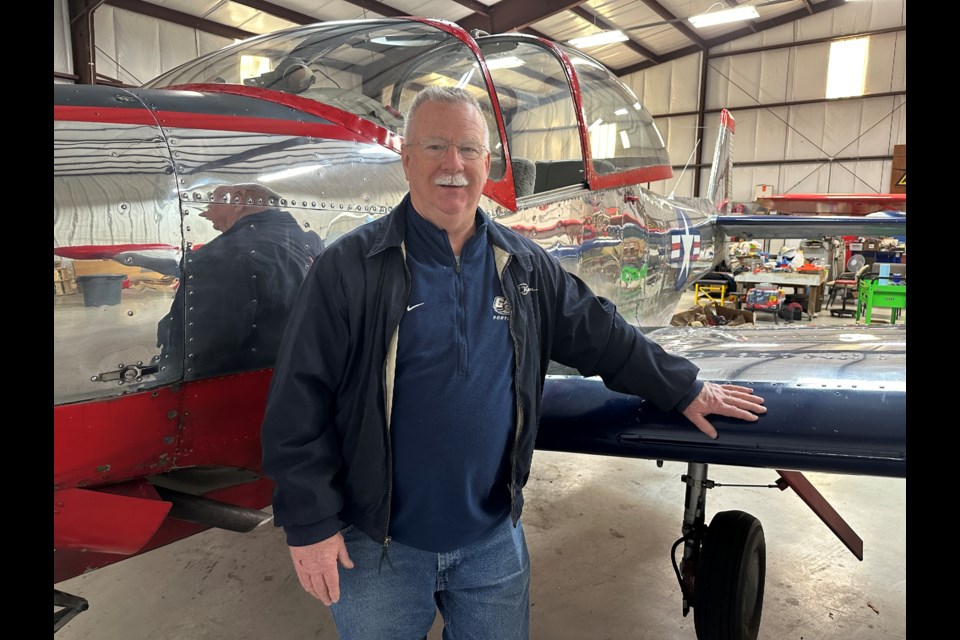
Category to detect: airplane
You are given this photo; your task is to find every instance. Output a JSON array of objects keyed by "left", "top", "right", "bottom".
[{"left": 53, "top": 16, "right": 906, "bottom": 639}]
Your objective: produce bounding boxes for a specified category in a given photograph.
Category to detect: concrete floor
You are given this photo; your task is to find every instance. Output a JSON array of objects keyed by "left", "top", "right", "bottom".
[{"left": 55, "top": 289, "right": 907, "bottom": 639}]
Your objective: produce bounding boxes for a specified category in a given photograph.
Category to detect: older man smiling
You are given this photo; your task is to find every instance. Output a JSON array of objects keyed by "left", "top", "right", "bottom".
[{"left": 261, "top": 86, "right": 766, "bottom": 640}]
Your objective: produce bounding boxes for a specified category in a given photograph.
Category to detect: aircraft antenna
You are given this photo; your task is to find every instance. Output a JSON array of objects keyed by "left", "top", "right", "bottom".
[{"left": 669, "top": 139, "right": 700, "bottom": 199}]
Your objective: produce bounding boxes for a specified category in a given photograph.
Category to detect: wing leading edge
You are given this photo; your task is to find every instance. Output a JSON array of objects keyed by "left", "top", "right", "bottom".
[
  {"left": 537, "top": 325, "right": 906, "bottom": 478},
  {"left": 715, "top": 213, "right": 905, "bottom": 240}
]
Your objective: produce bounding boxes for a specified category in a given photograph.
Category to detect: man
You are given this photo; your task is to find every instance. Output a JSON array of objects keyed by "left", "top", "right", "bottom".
[
  {"left": 260, "top": 87, "right": 765, "bottom": 639},
  {"left": 157, "top": 184, "right": 323, "bottom": 379}
]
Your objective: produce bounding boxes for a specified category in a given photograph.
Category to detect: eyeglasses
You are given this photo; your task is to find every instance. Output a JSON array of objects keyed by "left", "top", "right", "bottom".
[{"left": 414, "top": 140, "right": 487, "bottom": 161}]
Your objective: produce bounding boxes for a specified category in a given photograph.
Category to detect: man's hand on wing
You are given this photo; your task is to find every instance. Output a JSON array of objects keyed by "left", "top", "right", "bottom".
[
  {"left": 289, "top": 532, "right": 355, "bottom": 605},
  {"left": 681, "top": 381, "right": 766, "bottom": 439}
]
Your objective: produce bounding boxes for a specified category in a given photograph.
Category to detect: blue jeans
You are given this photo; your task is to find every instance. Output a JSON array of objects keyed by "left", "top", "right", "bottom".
[{"left": 330, "top": 515, "right": 530, "bottom": 640}]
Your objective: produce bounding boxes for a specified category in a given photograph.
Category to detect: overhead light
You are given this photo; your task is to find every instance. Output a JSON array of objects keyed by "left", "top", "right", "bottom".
[
  {"left": 688, "top": 5, "right": 759, "bottom": 29},
  {"left": 568, "top": 30, "right": 629, "bottom": 49}
]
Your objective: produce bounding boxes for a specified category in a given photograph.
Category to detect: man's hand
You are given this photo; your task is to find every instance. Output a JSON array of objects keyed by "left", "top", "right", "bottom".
[
  {"left": 681, "top": 381, "right": 766, "bottom": 439},
  {"left": 289, "top": 532, "right": 355, "bottom": 605}
]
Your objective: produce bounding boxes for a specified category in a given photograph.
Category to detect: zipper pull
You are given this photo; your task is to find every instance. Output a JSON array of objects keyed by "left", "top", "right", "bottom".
[{"left": 378, "top": 536, "right": 394, "bottom": 574}]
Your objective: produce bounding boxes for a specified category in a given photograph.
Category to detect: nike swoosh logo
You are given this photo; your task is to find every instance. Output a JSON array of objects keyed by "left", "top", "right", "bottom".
[{"left": 406, "top": 302, "right": 425, "bottom": 311}]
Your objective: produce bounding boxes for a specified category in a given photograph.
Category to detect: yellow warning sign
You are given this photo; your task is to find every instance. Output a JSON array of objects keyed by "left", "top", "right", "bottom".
[{"left": 891, "top": 144, "right": 906, "bottom": 193}]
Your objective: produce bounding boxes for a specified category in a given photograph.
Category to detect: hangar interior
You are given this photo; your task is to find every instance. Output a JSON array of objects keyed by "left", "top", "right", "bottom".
[{"left": 54, "top": 1, "right": 907, "bottom": 639}]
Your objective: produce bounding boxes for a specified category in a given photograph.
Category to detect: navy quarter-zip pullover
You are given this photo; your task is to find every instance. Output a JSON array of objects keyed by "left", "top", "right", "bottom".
[{"left": 388, "top": 201, "right": 515, "bottom": 551}]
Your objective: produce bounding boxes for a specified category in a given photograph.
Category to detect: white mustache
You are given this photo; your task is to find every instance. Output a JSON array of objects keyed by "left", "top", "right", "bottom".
[{"left": 434, "top": 173, "right": 469, "bottom": 187}]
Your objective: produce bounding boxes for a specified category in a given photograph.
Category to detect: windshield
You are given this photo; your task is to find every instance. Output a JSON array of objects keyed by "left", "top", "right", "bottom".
[
  {"left": 558, "top": 44, "right": 669, "bottom": 174},
  {"left": 144, "top": 19, "right": 506, "bottom": 178}
]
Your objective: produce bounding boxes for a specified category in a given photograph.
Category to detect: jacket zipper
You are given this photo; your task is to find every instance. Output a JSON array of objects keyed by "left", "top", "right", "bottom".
[
  {"left": 496, "top": 253, "right": 524, "bottom": 518},
  {"left": 379, "top": 243, "right": 411, "bottom": 567}
]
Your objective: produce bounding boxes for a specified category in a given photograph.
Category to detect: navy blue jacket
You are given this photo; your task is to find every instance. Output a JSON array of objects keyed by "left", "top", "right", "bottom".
[{"left": 261, "top": 194, "right": 701, "bottom": 548}]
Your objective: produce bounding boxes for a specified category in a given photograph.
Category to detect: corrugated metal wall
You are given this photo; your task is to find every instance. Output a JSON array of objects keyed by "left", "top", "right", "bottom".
[{"left": 628, "top": 0, "right": 906, "bottom": 202}]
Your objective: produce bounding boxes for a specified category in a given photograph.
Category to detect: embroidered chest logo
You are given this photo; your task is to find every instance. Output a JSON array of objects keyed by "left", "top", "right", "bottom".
[
  {"left": 492, "top": 296, "right": 511, "bottom": 319},
  {"left": 518, "top": 283, "right": 537, "bottom": 296}
]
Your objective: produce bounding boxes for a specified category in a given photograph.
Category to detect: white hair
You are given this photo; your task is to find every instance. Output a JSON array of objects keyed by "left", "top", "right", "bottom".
[{"left": 403, "top": 86, "right": 490, "bottom": 147}]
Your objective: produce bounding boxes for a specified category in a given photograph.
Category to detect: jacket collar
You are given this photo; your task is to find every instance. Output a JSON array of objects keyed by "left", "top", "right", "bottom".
[{"left": 367, "top": 192, "right": 535, "bottom": 262}]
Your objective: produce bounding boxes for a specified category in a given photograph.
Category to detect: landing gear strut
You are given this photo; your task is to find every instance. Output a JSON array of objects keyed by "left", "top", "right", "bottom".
[{"left": 672, "top": 462, "right": 766, "bottom": 640}]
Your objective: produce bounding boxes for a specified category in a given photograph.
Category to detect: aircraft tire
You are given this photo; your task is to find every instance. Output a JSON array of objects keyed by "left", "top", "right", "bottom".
[{"left": 693, "top": 510, "right": 766, "bottom": 640}]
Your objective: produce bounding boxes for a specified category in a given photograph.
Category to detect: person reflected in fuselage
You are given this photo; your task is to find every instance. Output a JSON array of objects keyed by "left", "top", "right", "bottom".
[{"left": 157, "top": 184, "right": 324, "bottom": 379}]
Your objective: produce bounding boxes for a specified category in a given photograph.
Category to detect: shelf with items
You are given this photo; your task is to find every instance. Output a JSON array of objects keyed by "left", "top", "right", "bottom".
[{"left": 844, "top": 237, "right": 905, "bottom": 268}]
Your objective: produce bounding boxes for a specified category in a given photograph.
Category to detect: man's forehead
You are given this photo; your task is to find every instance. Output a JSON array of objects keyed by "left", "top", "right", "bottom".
[
  {"left": 419, "top": 135, "right": 484, "bottom": 143},
  {"left": 412, "top": 101, "right": 484, "bottom": 127}
]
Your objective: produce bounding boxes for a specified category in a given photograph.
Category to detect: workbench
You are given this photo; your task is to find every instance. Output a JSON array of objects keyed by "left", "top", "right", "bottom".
[{"left": 733, "top": 270, "right": 828, "bottom": 319}]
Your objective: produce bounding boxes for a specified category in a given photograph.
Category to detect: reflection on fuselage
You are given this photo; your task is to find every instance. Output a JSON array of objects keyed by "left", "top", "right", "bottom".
[{"left": 158, "top": 203, "right": 324, "bottom": 381}]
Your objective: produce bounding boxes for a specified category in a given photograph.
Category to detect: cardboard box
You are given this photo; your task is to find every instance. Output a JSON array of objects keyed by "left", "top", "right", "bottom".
[{"left": 848, "top": 242, "right": 863, "bottom": 251}]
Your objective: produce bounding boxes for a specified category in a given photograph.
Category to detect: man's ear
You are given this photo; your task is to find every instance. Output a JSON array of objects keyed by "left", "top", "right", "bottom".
[{"left": 401, "top": 145, "right": 411, "bottom": 179}]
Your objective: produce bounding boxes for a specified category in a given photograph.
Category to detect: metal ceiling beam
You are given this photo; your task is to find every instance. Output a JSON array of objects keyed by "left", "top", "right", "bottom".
[
  {"left": 457, "top": 0, "right": 585, "bottom": 35},
  {"left": 236, "top": 0, "right": 406, "bottom": 20},
  {"left": 448, "top": 0, "right": 491, "bottom": 17},
  {"left": 639, "top": 0, "right": 706, "bottom": 49},
  {"left": 617, "top": 43, "right": 700, "bottom": 76},
  {"left": 723, "top": 0, "right": 757, "bottom": 33},
  {"left": 569, "top": 5, "right": 661, "bottom": 64},
  {"left": 315, "top": 0, "right": 407, "bottom": 18},
  {"left": 759, "top": 0, "right": 847, "bottom": 28},
  {"left": 711, "top": 25, "right": 904, "bottom": 59},
  {"left": 104, "top": 0, "right": 255, "bottom": 40},
  {"left": 232, "top": 0, "right": 550, "bottom": 42},
  {"left": 614, "top": 0, "right": 849, "bottom": 76},
  {"left": 230, "top": 1, "right": 324, "bottom": 24}
]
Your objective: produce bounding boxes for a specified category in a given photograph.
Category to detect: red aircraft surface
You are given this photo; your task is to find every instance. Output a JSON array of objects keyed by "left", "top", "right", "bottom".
[
  {"left": 54, "top": 17, "right": 905, "bottom": 639},
  {"left": 756, "top": 192, "right": 906, "bottom": 215}
]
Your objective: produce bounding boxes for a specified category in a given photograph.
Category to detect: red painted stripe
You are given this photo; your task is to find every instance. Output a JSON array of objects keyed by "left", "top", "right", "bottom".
[
  {"left": 57, "top": 104, "right": 393, "bottom": 150},
  {"left": 590, "top": 165, "right": 674, "bottom": 191},
  {"left": 55, "top": 105, "right": 159, "bottom": 126},
  {"left": 720, "top": 108, "right": 736, "bottom": 133},
  {"left": 155, "top": 111, "right": 384, "bottom": 142},
  {"left": 54, "top": 244, "right": 179, "bottom": 260},
  {"left": 161, "top": 83, "right": 403, "bottom": 151},
  {"left": 56, "top": 84, "right": 404, "bottom": 153}
]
